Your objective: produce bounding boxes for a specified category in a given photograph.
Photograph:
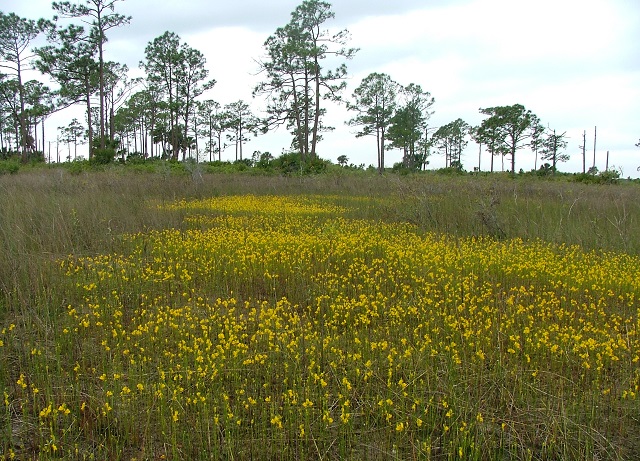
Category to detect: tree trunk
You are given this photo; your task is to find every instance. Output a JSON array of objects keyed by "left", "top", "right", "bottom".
[
  {"left": 192, "top": 116, "right": 198, "bottom": 161},
  {"left": 303, "top": 64, "right": 311, "bottom": 160},
  {"left": 490, "top": 142, "right": 494, "bottom": 173},
  {"left": 287, "top": 70, "right": 304, "bottom": 157},
  {"left": 149, "top": 108, "right": 156, "bottom": 159},
  {"left": 133, "top": 125, "right": 137, "bottom": 153},
  {"left": 311, "top": 56, "right": 321, "bottom": 161},
  {"left": 110, "top": 105, "right": 115, "bottom": 141},
  {"left": 511, "top": 146, "right": 515, "bottom": 174},
  {"left": 17, "top": 58, "right": 28, "bottom": 162},
  {"left": 183, "top": 99, "right": 191, "bottom": 161},
  {"left": 376, "top": 126, "right": 381, "bottom": 173},
  {"left": 98, "top": 9, "right": 106, "bottom": 149},
  {"left": 86, "top": 77, "right": 93, "bottom": 159},
  {"left": 33, "top": 121, "right": 39, "bottom": 154},
  {"left": 98, "top": 61, "right": 105, "bottom": 147},
  {"left": 14, "top": 123, "right": 19, "bottom": 151},
  {"left": 551, "top": 130, "right": 557, "bottom": 174},
  {"left": 239, "top": 117, "right": 243, "bottom": 161},
  {"left": 209, "top": 119, "right": 213, "bottom": 162},
  {"left": 380, "top": 126, "right": 386, "bottom": 174}
]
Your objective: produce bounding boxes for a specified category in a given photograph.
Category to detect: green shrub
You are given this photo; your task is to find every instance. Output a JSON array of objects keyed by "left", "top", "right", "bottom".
[
  {"left": 270, "top": 152, "right": 329, "bottom": 175},
  {"left": 573, "top": 169, "right": 620, "bottom": 184},
  {"left": 65, "top": 159, "right": 90, "bottom": 175},
  {"left": 597, "top": 169, "right": 621, "bottom": 184},
  {"left": 125, "top": 152, "right": 146, "bottom": 164},
  {"left": 0, "top": 160, "right": 20, "bottom": 174},
  {"left": 435, "top": 165, "right": 466, "bottom": 175},
  {"left": 233, "top": 158, "right": 253, "bottom": 171},
  {"left": 273, "top": 151, "right": 302, "bottom": 175},
  {"left": 92, "top": 147, "right": 117, "bottom": 165}
]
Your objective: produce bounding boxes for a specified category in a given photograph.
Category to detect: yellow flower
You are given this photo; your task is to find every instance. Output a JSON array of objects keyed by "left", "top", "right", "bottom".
[
  {"left": 16, "top": 374, "right": 27, "bottom": 389},
  {"left": 39, "top": 404, "right": 53, "bottom": 418},
  {"left": 270, "top": 414, "right": 283, "bottom": 429},
  {"left": 58, "top": 404, "right": 70, "bottom": 415}
]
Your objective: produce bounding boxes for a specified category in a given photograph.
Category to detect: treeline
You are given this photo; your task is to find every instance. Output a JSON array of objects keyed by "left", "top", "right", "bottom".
[{"left": 0, "top": 0, "right": 624, "bottom": 175}]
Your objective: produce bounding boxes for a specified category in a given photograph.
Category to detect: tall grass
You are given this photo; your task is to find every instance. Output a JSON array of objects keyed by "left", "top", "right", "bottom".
[
  {"left": 1, "top": 168, "right": 639, "bottom": 460},
  {"left": 383, "top": 174, "right": 640, "bottom": 253}
]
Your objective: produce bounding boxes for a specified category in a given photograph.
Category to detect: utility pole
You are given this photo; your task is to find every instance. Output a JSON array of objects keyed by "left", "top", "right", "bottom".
[
  {"left": 551, "top": 129, "right": 557, "bottom": 173},
  {"left": 605, "top": 150, "right": 609, "bottom": 171},
  {"left": 579, "top": 130, "right": 586, "bottom": 173},
  {"left": 592, "top": 126, "right": 597, "bottom": 169}
]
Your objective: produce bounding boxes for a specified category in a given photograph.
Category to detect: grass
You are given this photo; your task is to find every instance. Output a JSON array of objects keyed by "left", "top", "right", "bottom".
[{"left": 1, "top": 167, "right": 639, "bottom": 460}]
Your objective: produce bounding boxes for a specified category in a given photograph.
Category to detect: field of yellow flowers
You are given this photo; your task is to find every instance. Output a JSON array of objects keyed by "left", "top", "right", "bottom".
[{"left": 2, "top": 192, "right": 639, "bottom": 460}]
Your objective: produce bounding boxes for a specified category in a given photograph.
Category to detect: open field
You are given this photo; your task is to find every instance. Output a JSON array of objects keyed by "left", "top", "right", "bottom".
[{"left": 1, "top": 169, "right": 639, "bottom": 460}]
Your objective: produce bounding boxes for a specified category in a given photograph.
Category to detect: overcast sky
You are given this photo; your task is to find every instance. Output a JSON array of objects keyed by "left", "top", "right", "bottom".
[{"left": 5, "top": 0, "right": 640, "bottom": 175}]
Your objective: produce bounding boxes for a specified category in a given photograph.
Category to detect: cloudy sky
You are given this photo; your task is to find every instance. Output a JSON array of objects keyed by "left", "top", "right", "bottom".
[{"left": 6, "top": 0, "right": 640, "bottom": 175}]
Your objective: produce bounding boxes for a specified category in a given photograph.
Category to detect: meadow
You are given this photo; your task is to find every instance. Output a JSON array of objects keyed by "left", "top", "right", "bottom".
[{"left": 1, "top": 168, "right": 639, "bottom": 460}]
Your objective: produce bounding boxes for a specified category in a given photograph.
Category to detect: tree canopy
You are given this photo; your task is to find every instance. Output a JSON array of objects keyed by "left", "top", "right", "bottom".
[
  {"left": 347, "top": 72, "right": 399, "bottom": 173},
  {"left": 432, "top": 118, "right": 471, "bottom": 169},
  {"left": 0, "top": 1, "right": 581, "bottom": 174},
  {"left": 477, "top": 104, "right": 537, "bottom": 174},
  {"left": 387, "top": 84, "right": 434, "bottom": 170},
  {"left": 0, "top": 11, "right": 42, "bottom": 159},
  {"left": 254, "top": 0, "right": 357, "bottom": 161},
  {"left": 52, "top": 0, "right": 131, "bottom": 149}
]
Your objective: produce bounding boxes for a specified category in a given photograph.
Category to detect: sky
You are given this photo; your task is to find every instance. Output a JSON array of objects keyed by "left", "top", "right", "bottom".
[{"left": 4, "top": 0, "right": 640, "bottom": 176}]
